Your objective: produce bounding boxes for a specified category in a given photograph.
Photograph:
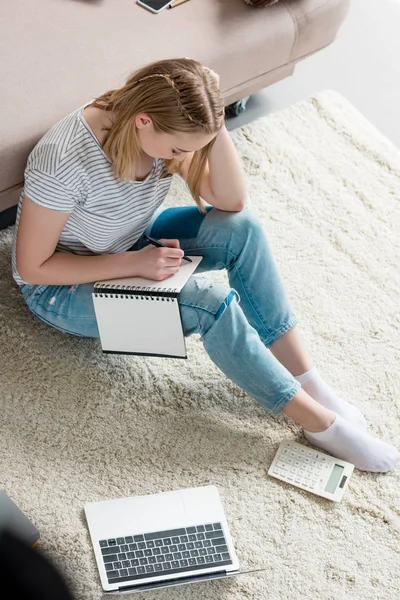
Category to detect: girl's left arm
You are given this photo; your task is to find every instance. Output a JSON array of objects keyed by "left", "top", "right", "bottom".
[{"left": 180, "top": 125, "right": 248, "bottom": 212}]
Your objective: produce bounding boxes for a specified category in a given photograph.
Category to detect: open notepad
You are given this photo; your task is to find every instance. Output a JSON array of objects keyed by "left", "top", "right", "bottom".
[{"left": 92, "top": 256, "right": 202, "bottom": 358}]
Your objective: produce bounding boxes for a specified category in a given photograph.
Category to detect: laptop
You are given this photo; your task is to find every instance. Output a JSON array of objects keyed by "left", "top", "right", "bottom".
[{"left": 85, "top": 485, "right": 240, "bottom": 594}]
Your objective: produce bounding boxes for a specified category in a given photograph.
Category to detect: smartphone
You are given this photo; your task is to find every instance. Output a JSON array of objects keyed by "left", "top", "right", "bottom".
[{"left": 137, "top": 0, "right": 173, "bottom": 14}]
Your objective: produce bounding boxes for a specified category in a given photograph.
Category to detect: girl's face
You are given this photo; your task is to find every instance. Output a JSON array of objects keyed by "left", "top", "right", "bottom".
[{"left": 135, "top": 114, "right": 216, "bottom": 162}]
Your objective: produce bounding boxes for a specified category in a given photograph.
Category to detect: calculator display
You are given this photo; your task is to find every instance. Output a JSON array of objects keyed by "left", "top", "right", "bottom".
[{"left": 324, "top": 464, "right": 344, "bottom": 493}]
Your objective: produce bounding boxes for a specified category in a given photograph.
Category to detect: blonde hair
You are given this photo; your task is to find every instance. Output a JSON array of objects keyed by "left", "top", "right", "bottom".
[{"left": 91, "top": 58, "right": 225, "bottom": 211}]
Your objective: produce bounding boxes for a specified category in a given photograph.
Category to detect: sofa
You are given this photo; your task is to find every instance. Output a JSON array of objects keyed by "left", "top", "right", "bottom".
[{"left": 0, "top": 0, "right": 350, "bottom": 227}]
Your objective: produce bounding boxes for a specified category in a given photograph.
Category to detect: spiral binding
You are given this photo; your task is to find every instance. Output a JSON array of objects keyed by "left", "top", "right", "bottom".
[
  {"left": 93, "top": 285, "right": 178, "bottom": 301},
  {"left": 94, "top": 293, "right": 174, "bottom": 301}
]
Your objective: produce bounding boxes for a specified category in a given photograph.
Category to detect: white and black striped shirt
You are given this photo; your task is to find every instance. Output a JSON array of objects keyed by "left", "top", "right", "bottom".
[{"left": 12, "top": 101, "right": 173, "bottom": 285}]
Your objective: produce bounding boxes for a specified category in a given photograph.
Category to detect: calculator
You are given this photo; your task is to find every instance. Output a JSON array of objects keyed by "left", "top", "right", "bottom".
[{"left": 268, "top": 439, "right": 354, "bottom": 502}]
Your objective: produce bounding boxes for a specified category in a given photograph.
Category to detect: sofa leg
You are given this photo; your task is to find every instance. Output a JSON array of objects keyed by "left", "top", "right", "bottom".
[{"left": 225, "top": 96, "right": 251, "bottom": 118}]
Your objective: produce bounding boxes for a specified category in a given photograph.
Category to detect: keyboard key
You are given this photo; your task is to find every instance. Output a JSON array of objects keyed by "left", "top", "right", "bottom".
[
  {"left": 205, "top": 555, "right": 214, "bottom": 563},
  {"left": 163, "top": 562, "right": 171, "bottom": 570},
  {"left": 170, "top": 545, "right": 178, "bottom": 553},
  {"left": 129, "top": 543, "right": 137, "bottom": 551},
  {"left": 187, "top": 543, "right": 195, "bottom": 551},
  {"left": 178, "top": 544, "right": 186, "bottom": 551},
  {"left": 196, "top": 525, "right": 205, "bottom": 533},
  {"left": 137, "top": 566, "right": 145, "bottom": 574},
  {"left": 205, "top": 525, "right": 213, "bottom": 532},
  {"left": 102, "top": 546, "right": 119, "bottom": 556},
  {"left": 113, "top": 562, "right": 122, "bottom": 569},
  {"left": 116, "top": 538, "right": 125, "bottom": 545},
  {"left": 213, "top": 523, "right": 222, "bottom": 530},
  {"left": 157, "top": 555, "right": 165, "bottom": 563},
  {"left": 188, "top": 558, "right": 197, "bottom": 566},
  {"left": 120, "top": 544, "right": 129, "bottom": 552},
  {"left": 118, "top": 553, "right": 126, "bottom": 560},
  {"left": 203, "top": 540, "right": 211, "bottom": 547},
  {"left": 153, "top": 548, "right": 161, "bottom": 555},
  {"left": 182, "top": 551, "right": 190, "bottom": 559},
  {"left": 205, "top": 531, "right": 224, "bottom": 540},
  {"left": 99, "top": 540, "right": 108, "bottom": 548},
  {"left": 211, "top": 538, "right": 225, "bottom": 547},
  {"left": 173, "top": 552, "right": 182, "bottom": 560},
  {"left": 188, "top": 534, "right": 197, "bottom": 542},
  {"left": 214, "top": 553, "right": 222, "bottom": 562},
  {"left": 146, "top": 541, "right": 155, "bottom": 548},
  {"left": 144, "top": 549, "right": 152, "bottom": 557},
  {"left": 130, "top": 559, "right": 139, "bottom": 567},
  {"left": 106, "top": 570, "right": 119, "bottom": 579},
  {"left": 207, "top": 547, "right": 216, "bottom": 555},
  {"left": 165, "top": 553, "right": 174, "bottom": 561},
  {"left": 195, "top": 542, "right": 203, "bottom": 549},
  {"left": 120, "top": 568, "right": 128, "bottom": 577},
  {"left": 135, "top": 550, "right": 144, "bottom": 558},
  {"left": 163, "top": 538, "right": 172, "bottom": 546},
  {"left": 215, "top": 545, "right": 228, "bottom": 554},
  {"left": 161, "top": 546, "right": 169, "bottom": 554},
  {"left": 125, "top": 536, "right": 133, "bottom": 544},
  {"left": 171, "top": 537, "right": 180, "bottom": 544},
  {"left": 199, "top": 548, "right": 207, "bottom": 556},
  {"left": 145, "top": 565, "right": 154, "bottom": 573},
  {"left": 134, "top": 535, "right": 144, "bottom": 542},
  {"left": 197, "top": 556, "right": 205, "bottom": 564},
  {"left": 186, "top": 527, "right": 196, "bottom": 534},
  {"left": 197, "top": 533, "right": 205, "bottom": 541},
  {"left": 139, "top": 558, "right": 148, "bottom": 566},
  {"left": 180, "top": 559, "right": 188, "bottom": 567},
  {"left": 171, "top": 561, "right": 180, "bottom": 568},
  {"left": 138, "top": 542, "right": 146, "bottom": 550},
  {"left": 105, "top": 563, "right": 114, "bottom": 572},
  {"left": 127, "top": 552, "right": 135, "bottom": 559},
  {"left": 155, "top": 539, "right": 163, "bottom": 547},
  {"left": 180, "top": 535, "right": 188, "bottom": 543},
  {"left": 128, "top": 567, "right": 137, "bottom": 576},
  {"left": 122, "top": 560, "right": 130, "bottom": 568},
  {"left": 102, "top": 554, "right": 118, "bottom": 564},
  {"left": 222, "top": 553, "right": 230, "bottom": 561},
  {"left": 108, "top": 539, "right": 117, "bottom": 546},
  {"left": 148, "top": 557, "right": 156, "bottom": 564},
  {"left": 190, "top": 550, "right": 199, "bottom": 557},
  {"left": 154, "top": 564, "right": 163, "bottom": 572}
]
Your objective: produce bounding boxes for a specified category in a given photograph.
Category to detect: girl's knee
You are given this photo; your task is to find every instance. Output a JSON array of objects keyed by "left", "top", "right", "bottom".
[{"left": 179, "top": 277, "right": 239, "bottom": 337}]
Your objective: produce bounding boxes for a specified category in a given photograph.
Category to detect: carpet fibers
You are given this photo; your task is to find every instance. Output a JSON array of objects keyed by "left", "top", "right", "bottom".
[{"left": 1, "top": 91, "right": 399, "bottom": 599}]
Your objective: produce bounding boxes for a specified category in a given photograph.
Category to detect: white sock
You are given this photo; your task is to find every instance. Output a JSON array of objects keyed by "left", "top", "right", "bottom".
[
  {"left": 295, "top": 368, "right": 367, "bottom": 430},
  {"left": 304, "top": 413, "right": 400, "bottom": 472}
]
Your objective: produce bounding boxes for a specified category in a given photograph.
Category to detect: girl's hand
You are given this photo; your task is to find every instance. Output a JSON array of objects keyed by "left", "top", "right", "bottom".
[{"left": 133, "top": 239, "right": 184, "bottom": 281}]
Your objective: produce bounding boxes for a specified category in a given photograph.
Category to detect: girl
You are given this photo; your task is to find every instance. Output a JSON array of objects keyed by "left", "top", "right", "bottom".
[{"left": 13, "top": 58, "right": 398, "bottom": 473}]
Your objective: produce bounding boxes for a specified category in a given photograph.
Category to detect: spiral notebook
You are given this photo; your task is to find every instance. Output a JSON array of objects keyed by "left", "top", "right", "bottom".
[{"left": 92, "top": 256, "right": 202, "bottom": 358}]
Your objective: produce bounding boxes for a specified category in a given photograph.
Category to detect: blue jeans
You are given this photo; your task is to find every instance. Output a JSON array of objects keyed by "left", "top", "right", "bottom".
[{"left": 20, "top": 207, "right": 300, "bottom": 415}]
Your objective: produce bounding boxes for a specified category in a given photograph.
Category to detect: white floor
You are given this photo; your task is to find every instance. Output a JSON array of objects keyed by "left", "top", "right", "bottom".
[{"left": 226, "top": 0, "right": 400, "bottom": 150}]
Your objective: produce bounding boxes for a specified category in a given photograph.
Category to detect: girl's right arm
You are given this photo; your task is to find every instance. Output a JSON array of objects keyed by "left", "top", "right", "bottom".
[{"left": 16, "top": 198, "right": 184, "bottom": 285}]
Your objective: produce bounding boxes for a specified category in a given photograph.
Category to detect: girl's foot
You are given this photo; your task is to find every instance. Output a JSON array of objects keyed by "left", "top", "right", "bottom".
[
  {"left": 296, "top": 368, "right": 368, "bottom": 431},
  {"left": 304, "top": 413, "right": 399, "bottom": 472}
]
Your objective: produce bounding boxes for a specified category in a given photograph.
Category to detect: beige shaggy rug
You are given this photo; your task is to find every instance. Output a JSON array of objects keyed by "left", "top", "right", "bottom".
[{"left": 1, "top": 91, "right": 399, "bottom": 600}]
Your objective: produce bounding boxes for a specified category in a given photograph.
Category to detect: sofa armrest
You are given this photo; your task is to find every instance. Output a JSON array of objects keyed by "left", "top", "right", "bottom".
[{"left": 283, "top": 0, "right": 351, "bottom": 61}]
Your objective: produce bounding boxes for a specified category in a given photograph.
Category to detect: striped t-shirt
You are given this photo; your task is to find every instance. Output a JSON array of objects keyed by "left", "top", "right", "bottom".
[{"left": 12, "top": 101, "right": 173, "bottom": 285}]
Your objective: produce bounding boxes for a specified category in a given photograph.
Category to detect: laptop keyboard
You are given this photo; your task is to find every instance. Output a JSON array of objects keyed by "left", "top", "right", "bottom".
[{"left": 99, "top": 523, "right": 232, "bottom": 584}]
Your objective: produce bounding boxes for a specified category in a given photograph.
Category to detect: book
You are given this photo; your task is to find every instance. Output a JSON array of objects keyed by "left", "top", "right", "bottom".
[{"left": 92, "top": 256, "right": 203, "bottom": 358}]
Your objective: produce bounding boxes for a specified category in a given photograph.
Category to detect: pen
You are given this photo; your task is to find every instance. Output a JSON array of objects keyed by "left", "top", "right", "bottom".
[
  {"left": 143, "top": 234, "right": 193, "bottom": 263},
  {"left": 168, "top": 0, "right": 191, "bottom": 9}
]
